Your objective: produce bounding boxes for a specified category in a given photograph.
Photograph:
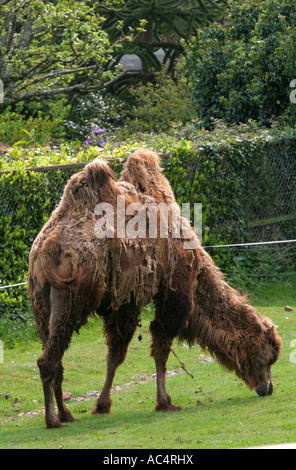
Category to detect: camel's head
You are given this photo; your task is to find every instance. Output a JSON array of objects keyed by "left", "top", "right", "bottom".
[{"left": 240, "top": 321, "right": 282, "bottom": 397}]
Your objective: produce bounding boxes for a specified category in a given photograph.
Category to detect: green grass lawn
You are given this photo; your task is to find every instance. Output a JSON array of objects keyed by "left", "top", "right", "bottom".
[{"left": 0, "top": 277, "right": 295, "bottom": 449}]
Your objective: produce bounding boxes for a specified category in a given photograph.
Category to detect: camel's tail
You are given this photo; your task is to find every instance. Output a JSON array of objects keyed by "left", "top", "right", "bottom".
[
  {"left": 41, "top": 231, "right": 82, "bottom": 290},
  {"left": 37, "top": 159, "right": 117, "bottom": 290}
]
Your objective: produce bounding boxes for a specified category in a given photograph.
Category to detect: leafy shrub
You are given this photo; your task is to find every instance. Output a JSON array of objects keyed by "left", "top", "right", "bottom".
[
  {"left": 62, "top": 89, "right": 134, "bottom": 141},
  {"left": 83, "top": 128, "right": 106, "bottom": 147},
  {"left": 185, "top": 0, "right": 296, "bottom": 127},
  {"left": 123, "top": 68, "right": 194, "bottom": 133},
  {"left": 0, "top": 101, "right": 69, "bottom": 146},
  {"left": 0, "top": 288, "right": 37, "bottom": 347}
]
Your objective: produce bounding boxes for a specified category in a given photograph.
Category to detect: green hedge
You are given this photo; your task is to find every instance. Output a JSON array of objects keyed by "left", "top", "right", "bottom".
[{"left": 0, "top": 130, "right": 295, "bottom": 342}]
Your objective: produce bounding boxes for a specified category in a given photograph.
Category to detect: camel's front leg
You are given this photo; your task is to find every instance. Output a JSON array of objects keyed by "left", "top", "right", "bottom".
[
  {"left": 150, "top": 320, "right": 182, "bottom": 411},
  {"left": 91, "top": 351, "right": 120, "bottom": 414}
]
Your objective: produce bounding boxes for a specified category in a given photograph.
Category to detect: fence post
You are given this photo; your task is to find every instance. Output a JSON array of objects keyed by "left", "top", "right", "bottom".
[{"left": 0, "top": 80, "right": 3, "bottom": 104}]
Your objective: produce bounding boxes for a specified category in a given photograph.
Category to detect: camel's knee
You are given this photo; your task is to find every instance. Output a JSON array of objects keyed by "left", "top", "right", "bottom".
[
  {"left": 54, "top": 362, "right": 64, "bottom": 386},
  {"left": 37, "top": 355, "right": 55, "bottom": 382},
  {"left": 150, "top": 320, "right": 171, "bottom": 357},
  {"left": 107, "top": 342, "right": 128, "bottom": 368}
]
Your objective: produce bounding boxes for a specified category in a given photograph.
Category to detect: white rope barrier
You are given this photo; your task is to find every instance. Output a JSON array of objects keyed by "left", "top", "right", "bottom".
[
  {"left": 205, "top": 239, "right": 296, "bottom": 249},
  {"left": 0, "top": 281, "right": 28, "bottom": 290},
  {"left": 0, "top": 239, "right": 295, "bottom": 291}
]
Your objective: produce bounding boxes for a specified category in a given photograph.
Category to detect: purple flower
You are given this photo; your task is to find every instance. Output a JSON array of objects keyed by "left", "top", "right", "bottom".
[
  {"left": 98, "top": 139, "right": 106, "bottom": 148},
  {"left": 85, "top": 129, "right": 106, "bottom": 147},
  {"left": 92, "top": 128, "right": 105, "bottom": 135},
  {"left": 84, "top": 136, "right": 94, "bottom": 145}
]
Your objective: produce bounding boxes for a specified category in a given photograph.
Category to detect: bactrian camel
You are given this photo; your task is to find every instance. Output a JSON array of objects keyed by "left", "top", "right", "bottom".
[{"left": 28, "top": 148, "right": 282, "bottom": 428}]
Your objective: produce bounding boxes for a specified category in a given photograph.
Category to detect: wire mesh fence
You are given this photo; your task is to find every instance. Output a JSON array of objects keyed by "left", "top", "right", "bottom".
[
  {"left": 0, "top": 139, "right": 295, "bottom": 296},
  {"left": 242, "top": 141, "right": 296, "bottom": 243},
  {"left": 181, "top": 139, "right": 296, "bottom": 245}
]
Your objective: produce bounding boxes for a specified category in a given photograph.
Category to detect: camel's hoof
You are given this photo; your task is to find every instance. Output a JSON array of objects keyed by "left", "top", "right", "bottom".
[
  {"left": 91, "top": 404, "right": 113, "bottom": 415},
  {"left": 155, "top": 403, "right": 182, "bottom": 412},
  {"left": 46, "top": 418, "right": 68, "bottom": 429},
  {"left": 59, "top": 412, "right": 76, "bottom": 423}
]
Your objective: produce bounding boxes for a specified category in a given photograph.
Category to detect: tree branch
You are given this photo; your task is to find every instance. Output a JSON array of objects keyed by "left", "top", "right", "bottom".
[
  {"left": 14, "top": 64, "right": 100, "bottom": 92},
  {"left": 0, "top": 0, "right": 130, "bottom": 112},
  {"left": 1, "top": 70, "right": 127, "bottom": 108},
  {"left": 0, "top": 0, "right": 13, "bottom": 6}
]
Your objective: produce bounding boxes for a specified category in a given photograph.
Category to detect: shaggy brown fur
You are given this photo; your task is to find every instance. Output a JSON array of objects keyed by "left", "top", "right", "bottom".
[
  {"left": 28, "top": 148, "right": 282, "bottom": 429},
  {"left": 180, "top": 248, "right": 282, "bottom": 393},
  {"left": 119, "top": 148, "right": 175, "bottom": 204}
]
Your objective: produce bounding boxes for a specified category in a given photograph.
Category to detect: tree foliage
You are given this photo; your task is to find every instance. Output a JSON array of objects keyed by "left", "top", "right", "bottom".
[
  {"left": 185, "top": 0, "right": 296, "bottom": 127},
  {"left": 0, "top": 0, "right": 133, "bottom": 112},
  {"left": 101, "top": 0, "right": 227, "bottom": 95}
]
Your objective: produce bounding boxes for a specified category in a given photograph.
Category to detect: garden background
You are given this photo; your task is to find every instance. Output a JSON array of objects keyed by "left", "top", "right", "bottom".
[{"left": 0, "top": 0, "right": 295, "bottom": 449}]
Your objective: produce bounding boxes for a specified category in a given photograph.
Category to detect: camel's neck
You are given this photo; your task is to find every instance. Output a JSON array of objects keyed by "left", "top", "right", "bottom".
[
  {"left": 184, "top": 296, "right": 264, "bottom": 375},
  {"left": 180, "top": 250, "right": 265, "bottom": 373}
]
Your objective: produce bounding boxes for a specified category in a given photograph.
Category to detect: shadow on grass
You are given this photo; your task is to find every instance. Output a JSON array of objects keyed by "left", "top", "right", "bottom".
[{"left": 1, "top": 389, "right": 272, "bottom": 449}]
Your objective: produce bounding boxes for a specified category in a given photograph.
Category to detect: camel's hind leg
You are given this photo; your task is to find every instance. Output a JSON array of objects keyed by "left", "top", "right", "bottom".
[
  {"left": 150, "top": 319, "right": 182, "bottom": 411},
  {"left": 37, "top": 287, "right": 77, "bottom": 428},
  {"left": 92, "top": 304, "right": 139, "bottom": 415}
]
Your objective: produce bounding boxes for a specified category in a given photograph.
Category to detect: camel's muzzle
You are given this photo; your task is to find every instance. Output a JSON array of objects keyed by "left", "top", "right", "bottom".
[{"left": 255, "top": 380, "right": 273, "bottom": 396}]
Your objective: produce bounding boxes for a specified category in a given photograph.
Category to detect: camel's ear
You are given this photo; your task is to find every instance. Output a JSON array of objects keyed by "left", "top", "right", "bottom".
[
  {"left": 265, "top": 324, "right": 282, "bottom": 364},
  {"left": 265, "top": 325, "right": 274, "bottom": 339},
  {"left": 85, "top": 160, "right": 116, "bottom": 191}
]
